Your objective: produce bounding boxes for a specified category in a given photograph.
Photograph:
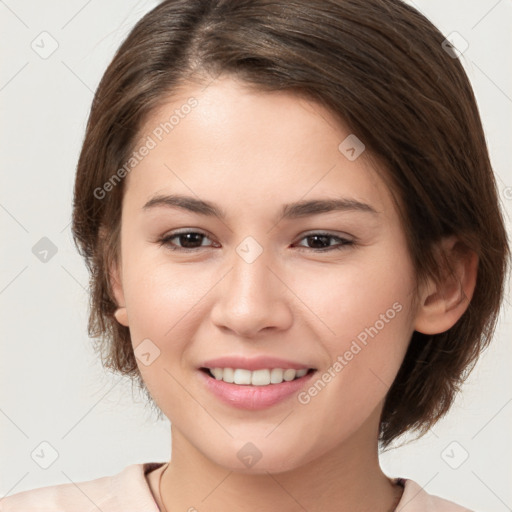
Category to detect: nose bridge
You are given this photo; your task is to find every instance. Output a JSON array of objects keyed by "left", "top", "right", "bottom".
[
  {"left": 231, "top": 243, "right": 272, "bottom": 298},
  {"left": 210, "top": 238, "right": 292, "bottom": 336},
  {"left": 228, "top": 238, "right": 277, "bottom": 308}
]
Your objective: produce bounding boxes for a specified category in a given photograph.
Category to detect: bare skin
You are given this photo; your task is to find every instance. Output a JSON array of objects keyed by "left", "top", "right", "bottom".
[{"left": 110, "top": 75, "right": 477, "bottom": 512}]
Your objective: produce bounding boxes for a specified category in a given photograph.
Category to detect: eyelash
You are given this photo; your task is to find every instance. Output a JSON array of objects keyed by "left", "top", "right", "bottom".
[{"left": 157, "top": 230, "right": 354, "bottom": 253}]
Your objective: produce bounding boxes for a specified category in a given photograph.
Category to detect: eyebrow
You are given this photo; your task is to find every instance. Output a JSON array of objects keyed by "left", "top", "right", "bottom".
[{"left": 142, "top": 194, "right": 379, "bottom": 220}]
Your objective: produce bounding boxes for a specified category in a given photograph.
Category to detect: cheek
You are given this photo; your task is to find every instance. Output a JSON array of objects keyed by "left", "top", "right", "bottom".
[
  {"left": 294, "top": 247, "right": 414, "bottom": 342},
  {"left": 121, "top": 234, "right": 210, "bottom": 333},
  {"left": 120, "top": 256, "right": 214, "bottom": 405},
  {"left": 291, "top": 244, "right": 415, "bottom": 407}
]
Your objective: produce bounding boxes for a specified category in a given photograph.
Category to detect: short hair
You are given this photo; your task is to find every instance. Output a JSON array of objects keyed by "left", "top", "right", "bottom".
[{"left": 71, "top": 0, "right": 509, "bottom": 447}]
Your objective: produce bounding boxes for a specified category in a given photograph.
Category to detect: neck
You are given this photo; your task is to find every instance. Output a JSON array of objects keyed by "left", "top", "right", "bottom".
[{"left": 158, "top": 420, "right": 400, "bottom": 512}]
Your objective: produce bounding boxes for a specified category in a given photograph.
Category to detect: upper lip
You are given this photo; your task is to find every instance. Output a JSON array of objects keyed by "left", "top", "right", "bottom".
[{"left": 200, "top": 355, "right": 316, "bottom": 371}]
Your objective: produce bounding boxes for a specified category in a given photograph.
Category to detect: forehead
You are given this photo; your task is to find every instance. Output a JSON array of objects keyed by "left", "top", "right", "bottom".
[{"left": 124, "top": 76, "right": 393, "bottom": 218}]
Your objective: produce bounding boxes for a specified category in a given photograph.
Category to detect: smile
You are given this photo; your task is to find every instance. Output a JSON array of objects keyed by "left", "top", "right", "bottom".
[
  {"left": 198, "top": 367, "right": 318, "bottom": 410},
  {"left": 202, "top": 367, "right": 314, "bottom": 385}
]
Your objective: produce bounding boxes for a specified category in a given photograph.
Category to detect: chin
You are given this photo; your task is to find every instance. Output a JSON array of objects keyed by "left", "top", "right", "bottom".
[{"left": 206, "top": 442, "right": 308, "bottom": 475}]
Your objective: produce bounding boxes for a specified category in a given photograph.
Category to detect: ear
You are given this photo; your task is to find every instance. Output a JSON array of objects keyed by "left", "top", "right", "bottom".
[
  {"left": 101, "top": 223, "right": 129, "bottom": 327},
  {"left": 109, "top": 258, "right": 129, "bottom": 327},
  {"left": 414, "top": 236, "right": 478, "bottom": 335}
]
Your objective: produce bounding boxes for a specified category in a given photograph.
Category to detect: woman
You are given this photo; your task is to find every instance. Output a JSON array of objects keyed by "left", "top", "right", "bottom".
[{"left": 2, "top": 0, "right": 508, "bottom": 510}]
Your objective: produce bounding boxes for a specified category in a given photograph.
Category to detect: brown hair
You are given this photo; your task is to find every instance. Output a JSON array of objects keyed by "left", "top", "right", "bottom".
[{"left": 71, "top": 0, "right": 509, "bottom": 447}]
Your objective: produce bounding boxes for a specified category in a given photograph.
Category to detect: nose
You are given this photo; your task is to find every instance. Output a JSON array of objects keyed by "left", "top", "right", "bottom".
[{"left": 210, "top": 247, "right": 293, "bottom": 338}]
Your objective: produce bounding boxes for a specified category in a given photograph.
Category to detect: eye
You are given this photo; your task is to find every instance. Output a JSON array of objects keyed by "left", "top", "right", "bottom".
[
  {"left": 157, "top": 230, "right": 354, "bottom": 253},
  {"left": 157, "top": 230, "right": 218, "bottom": 251},
  {"left": 294, "top": 232, "right": 354, "bottom": 252}
]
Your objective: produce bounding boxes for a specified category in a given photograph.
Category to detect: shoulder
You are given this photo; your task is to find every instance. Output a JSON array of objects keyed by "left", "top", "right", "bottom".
[
  {"left": 0, "top": 462, "right": 165, "bottom": 512},
  {"left": 397, "top": 478, "right": 475, "bottom": 512}
]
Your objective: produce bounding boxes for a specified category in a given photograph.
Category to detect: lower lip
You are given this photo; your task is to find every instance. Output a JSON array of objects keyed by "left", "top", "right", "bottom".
[{"left": 198, "top": 369, "right": 317, "bottom": 410}]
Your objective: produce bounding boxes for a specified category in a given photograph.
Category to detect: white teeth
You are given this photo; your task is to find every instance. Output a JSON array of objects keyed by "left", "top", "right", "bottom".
[
  {"left": 251, "top": 369, "right": 270, "bottom": 386},
  {"left": 210, "top": 368, "right": 225, "bottom": 380},
  {"left": 222, "top": 368, "right": 234, "bottom": 383},
  {"left": 234, "top": 368, "right": 252, "bottom": 385},
  {"left": 270, "top": 368, "right": 284, "bottom": 384},
  {"left": 207, "top": 367, "right": 310, "bottom": 385}
]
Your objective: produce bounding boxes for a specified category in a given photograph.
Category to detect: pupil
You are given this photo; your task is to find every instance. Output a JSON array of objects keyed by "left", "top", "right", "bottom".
[
  {"left": 308, "top": 235, "right": 329, "bottom": 248},
  {"left": 181, "top": 233, "right": 203, "bottom": 248}
]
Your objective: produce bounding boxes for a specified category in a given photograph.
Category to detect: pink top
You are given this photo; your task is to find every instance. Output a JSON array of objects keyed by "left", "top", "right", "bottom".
[{"left": 0, "top": 462, "right": 474, "bottom": 511}]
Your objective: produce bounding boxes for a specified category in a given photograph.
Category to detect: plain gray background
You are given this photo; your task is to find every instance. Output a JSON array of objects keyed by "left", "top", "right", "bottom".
[{"left": 1, "top": 1, "right": 511, "bottom": 510}]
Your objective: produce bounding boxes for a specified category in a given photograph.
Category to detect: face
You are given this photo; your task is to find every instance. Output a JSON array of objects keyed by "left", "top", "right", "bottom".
[{"left": 110, "top": 75, "right": 420, "bottom": 473}]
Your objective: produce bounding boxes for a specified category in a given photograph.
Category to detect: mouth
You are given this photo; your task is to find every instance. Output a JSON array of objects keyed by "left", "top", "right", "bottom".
[
  {"left": 199, "top": 367, "right": 317, "bottom": 386},
  {"left": 198, "top": 366, "right": 318, "bottom": 410}
]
